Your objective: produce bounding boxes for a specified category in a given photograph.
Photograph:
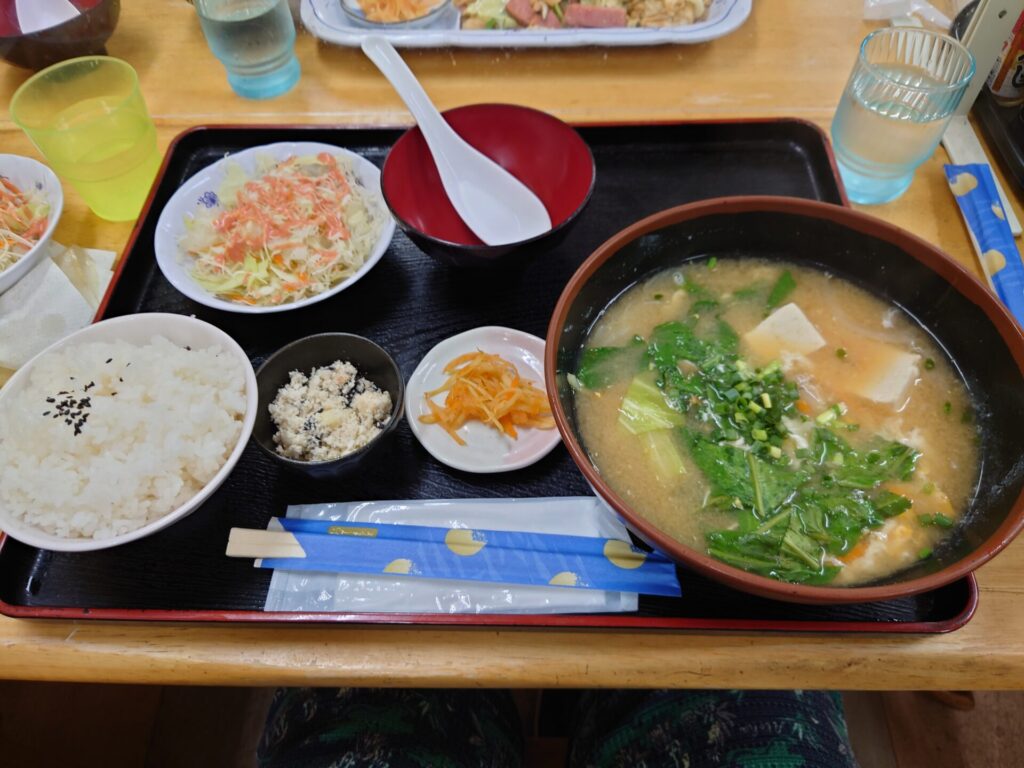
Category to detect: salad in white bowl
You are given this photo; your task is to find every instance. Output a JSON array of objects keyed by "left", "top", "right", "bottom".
[
  {"left": 0, "top": 154, "right": 63, "bottom": 296},
  {"left": 154, "top": 142, "right": 395, "bottom": 314}
]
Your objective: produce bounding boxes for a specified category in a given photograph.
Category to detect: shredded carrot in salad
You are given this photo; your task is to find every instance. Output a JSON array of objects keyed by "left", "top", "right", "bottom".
[
  {"left": 180, "top": 153, "right": 385, "bottom": 307},
  {"left": 419, "top": 350, "right": 555, "bottom": 446},
  {"left": 357, "top": 0, "right": 440, "bottom": 22},
  {"left": 0, "top": 176, "right": 49, "bottom": 274}
]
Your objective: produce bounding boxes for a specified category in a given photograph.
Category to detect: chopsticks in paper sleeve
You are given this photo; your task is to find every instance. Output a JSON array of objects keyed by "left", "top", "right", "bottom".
[
  {"left": 945, "top": 163, "right": 1024, "bottom": 325},
  {"left": 227, "top": 518, "right": 682, "bottom": 597}
]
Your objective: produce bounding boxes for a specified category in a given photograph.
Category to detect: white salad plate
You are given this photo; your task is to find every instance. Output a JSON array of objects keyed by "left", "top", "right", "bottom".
[
  {"left": 154, "top": 142, "right": 395, "bottom": 315},
  {"left": 302, "top": 0, "right": 751, "bottom": 49},
  {"left": 0, "top": 154, "right": 63, "bottom": 296},
  {"left": 0, "top": 313, "right": 258, "bottom": 552},
  {"left": 405, "top": 326, "right": 562, "bottom": 473}
]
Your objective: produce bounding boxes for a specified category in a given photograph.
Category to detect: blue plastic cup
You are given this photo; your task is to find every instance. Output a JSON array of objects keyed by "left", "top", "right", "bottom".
[
  {"left": 194, "top": 0, "right": 301, "bottom": 100},
  {"left": 831, "top": 28, "right": 974, "bottom": 205}
]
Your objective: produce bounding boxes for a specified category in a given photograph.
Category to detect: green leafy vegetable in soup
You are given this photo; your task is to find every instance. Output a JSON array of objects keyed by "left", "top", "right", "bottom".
[{"left": 573, "top": 259, "right": 979, "bottom": 586}]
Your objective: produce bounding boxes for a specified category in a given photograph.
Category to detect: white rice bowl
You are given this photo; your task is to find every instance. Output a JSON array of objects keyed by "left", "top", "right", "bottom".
[{"left": 0, "top": 314, "right": 257, "bottom": 551}]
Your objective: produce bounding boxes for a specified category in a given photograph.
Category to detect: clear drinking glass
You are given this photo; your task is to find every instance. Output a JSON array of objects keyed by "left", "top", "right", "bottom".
[
  {"left": 10, "top": 56, "right": 161, "bottom": 223},
  {"left": 831, "top": 28, "right": 975, "bottom": 205},
  {"left": 194, "top": 0, "right": 301, "bottom": 100}
]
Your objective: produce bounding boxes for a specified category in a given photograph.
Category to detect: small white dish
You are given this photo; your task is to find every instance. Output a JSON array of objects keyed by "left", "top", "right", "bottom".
[
  {"left": 0, "top": 154, "right": 63, "bottom": 296},
  {"left": 0, "top": 313, "right": 258, "bottom": 552},
  {"left": 405, "top": 326, "right": 561, "bottom": 473},
  {"left": 154, "top": 142, "right": 395, "bottom": 315}
]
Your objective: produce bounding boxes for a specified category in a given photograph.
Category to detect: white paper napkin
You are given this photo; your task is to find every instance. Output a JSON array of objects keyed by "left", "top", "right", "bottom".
[
  {"left": 264, "top": 497, "right": 641, "bottom": 615},
  {"left": 0, "top": 243, "right": 116, "bottom": 374}
]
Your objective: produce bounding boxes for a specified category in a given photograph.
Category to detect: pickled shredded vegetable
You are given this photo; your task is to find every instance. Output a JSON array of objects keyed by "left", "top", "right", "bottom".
[
  {"left": 357, "top": 0, "right": 441, "bottom": 22},
  {"left": 419, "top": 350, "right": 555, "bottom": 445},
  {"left": 179, "top": 152, "right": 385, "bottom": 307},
  {"left": 0, "top": 176, "right": 49, "bottom": 274}
]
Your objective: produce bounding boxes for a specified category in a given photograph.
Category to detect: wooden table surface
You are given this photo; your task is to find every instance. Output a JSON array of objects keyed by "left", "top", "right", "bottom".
[{"left": 1, "top": 0, "right": 1023, "bottom": 689}]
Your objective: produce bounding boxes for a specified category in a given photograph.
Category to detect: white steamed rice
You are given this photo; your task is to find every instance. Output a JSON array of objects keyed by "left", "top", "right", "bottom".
[{"left": 0, "top": 336, "right": 247, "bottom": 540}]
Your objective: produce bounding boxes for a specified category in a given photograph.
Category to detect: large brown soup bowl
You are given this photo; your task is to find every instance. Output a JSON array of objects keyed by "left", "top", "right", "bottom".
[{"left": 546, "top": 196, "right": 1024, "bottom": 604}]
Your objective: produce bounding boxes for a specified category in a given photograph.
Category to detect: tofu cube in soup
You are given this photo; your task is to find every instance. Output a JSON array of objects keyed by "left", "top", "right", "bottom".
[{"left": 742, "top": 303, "right": 826, "bottom": 362}]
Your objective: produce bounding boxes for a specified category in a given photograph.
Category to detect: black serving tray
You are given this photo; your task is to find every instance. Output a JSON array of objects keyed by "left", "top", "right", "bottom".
[{"left": 0, "top": 119, "right": 978, "bottom": 632}]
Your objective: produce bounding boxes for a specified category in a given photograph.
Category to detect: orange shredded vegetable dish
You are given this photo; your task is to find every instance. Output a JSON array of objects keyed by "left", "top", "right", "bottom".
[
  {"left": 357, "top": 0, "right": 440, "bottom": 22},
  {"left": 420, "top": 351, "right": 555, "bottom": 445}
]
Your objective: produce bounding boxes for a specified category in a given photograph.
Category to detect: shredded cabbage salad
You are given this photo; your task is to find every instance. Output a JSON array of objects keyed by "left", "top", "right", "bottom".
[
  {"left": 0, "top": 176, "right": 50, "bottom": 274},
  {"left": 180, "top": 152, "right": 385, "bottom": 307}
]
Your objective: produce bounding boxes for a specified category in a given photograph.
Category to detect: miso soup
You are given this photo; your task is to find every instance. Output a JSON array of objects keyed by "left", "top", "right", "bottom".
[{"left": 574, "top": 259, "right": 979, "bottom": 586}]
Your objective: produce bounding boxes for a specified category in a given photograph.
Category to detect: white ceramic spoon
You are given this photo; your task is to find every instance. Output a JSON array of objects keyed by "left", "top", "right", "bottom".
[
  {"left": 15, "top": 0, "right": 79, "bottom": 34},
  {"left": 361, "top": 36, "right": 551, "bottom": 246}
]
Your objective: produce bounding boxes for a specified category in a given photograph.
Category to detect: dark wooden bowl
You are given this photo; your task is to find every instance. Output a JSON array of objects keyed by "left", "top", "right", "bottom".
[{"left": 546, "top": 196, "right": 1024, "bottom": 604}]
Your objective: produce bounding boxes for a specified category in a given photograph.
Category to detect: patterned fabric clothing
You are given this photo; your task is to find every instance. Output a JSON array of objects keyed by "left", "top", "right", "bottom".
[
  {"left": 258, "top": 688, "right": 858, "bottom": 768},
  {"left": 257, "top": 687, "right": 524, "bottom": 768},
  {"left": 568, "top": 689, "right": 858, "bottom": 768}
]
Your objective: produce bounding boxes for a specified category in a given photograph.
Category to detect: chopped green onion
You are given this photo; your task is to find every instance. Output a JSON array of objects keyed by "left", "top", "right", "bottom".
[
  {"left": 816, "top": 402, "right": 848, "bottom": 424},
  {"left": 924, "top": 358, "right": 935, "bottom": 370},
  {"left": 769, "top": 446, "right": 783, "bottom": 459},
  {"left": 707, "top": 257, "right": 718, "bottom": 269},
  {"left": 752, "top": 428, "right": 769, "bottom": 442},
  {"left": 761, "top": 392, "right": 772, "bottom": 408},
  {"left": 816, "top": 409, "right": 836, "bottom": 425},
  {"left": 653, "top": 293, "right": 664, "bottom": 300},
  {"left": 918, "top": 513, "right": 954, "bottom": 528},
  {"left": 922, "top": 482, "right": 935, "bottom": 495},
  {"left": 918, "top": 547, "right": 933, "bottom": 559},
  {"left": 943, "top": 401, "right": 952, "bottom": 415},
  {"left": 748, "top": 401, "right": 763, "bottom": 414},
  {"left": 836, "top": 347, "right": 848, "bottom": 359}
]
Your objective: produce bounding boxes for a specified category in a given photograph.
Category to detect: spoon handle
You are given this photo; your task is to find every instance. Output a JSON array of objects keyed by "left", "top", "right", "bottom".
[{"left": 360, "top": 37, "right": 458, "bottom": 171}]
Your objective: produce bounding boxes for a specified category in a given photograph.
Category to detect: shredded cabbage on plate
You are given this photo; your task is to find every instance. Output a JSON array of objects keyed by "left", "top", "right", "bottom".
[
  {"left": 179, "top": 152, "right": 385, "bottom": 307},
  {"left": 0, "top": 176, "right": 50, "bottom": 274}
]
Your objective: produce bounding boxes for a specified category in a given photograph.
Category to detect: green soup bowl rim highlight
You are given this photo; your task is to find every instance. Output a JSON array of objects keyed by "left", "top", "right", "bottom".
[{"left": 10, "top": 55, "right": 144, "bottom": 134}]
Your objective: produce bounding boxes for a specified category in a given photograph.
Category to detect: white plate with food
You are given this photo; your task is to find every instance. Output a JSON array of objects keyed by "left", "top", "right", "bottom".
[
  {"left": 406, "top": 326, "right": 561, "bottom": 473},
  {"left": 0, "top": 154, "right": 63, "bottom": 296},
  {"left": 154, "top": 142, "right": 395, "bottom": 314},
  {"left": 303, "top": 0, "right": 750, "bottom": 48},
  {"left": 0, "top": 313, "right": 257, "bottom": 552}
]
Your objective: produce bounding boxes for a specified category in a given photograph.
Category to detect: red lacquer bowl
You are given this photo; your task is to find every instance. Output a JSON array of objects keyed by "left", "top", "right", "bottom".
[
  {"left": 382, "top": 103, "right": 595, "bottom": 267},
  {"left": 0, "top": 0, "right": 119, "bottom": 71}
]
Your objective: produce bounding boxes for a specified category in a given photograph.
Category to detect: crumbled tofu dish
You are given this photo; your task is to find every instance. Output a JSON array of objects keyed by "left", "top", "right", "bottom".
[{"left": 269, "top": 360, "right": 392, "bottom": 462}]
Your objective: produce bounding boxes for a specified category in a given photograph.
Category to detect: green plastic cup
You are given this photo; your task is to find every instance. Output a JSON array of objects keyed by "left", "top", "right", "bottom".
[{"left": 10, "top": 56, "right": 161, "bottom": 222}]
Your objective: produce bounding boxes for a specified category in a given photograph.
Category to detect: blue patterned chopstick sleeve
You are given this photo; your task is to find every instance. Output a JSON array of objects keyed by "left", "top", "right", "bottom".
[
  {"left": 258, "top": 518, "right": 682, "bottom": 597},
  {"left": 944, "top": 163, "right": 1024, "bottom": 325}
]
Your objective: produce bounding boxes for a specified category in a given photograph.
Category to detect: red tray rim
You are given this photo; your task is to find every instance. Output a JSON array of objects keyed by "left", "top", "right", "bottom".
[
  {"left": 0, "top": 573, "right": 979, "bottom": 633},
  {"left": 0, "top": 117, "right": 979, "bottom": 635}
]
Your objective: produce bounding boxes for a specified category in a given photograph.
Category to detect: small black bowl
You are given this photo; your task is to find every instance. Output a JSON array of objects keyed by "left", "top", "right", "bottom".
[
  {"left": 254, "top": 333, "right": 405, "bottom": 480},
  {"left": 0, "top": 0, "right": 120, "bottom": 71}
]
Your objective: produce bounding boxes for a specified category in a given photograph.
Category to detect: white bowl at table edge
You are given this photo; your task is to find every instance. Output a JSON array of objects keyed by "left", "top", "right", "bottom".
[
  {"left": 153, "top": 142, "right": 395, "bottom": 315},
  {"left": 0, "top": 155, "right": 64, "bottom": 296},
  {"left": 0, "top": 313, "right": 258, "bottom": 552}
]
